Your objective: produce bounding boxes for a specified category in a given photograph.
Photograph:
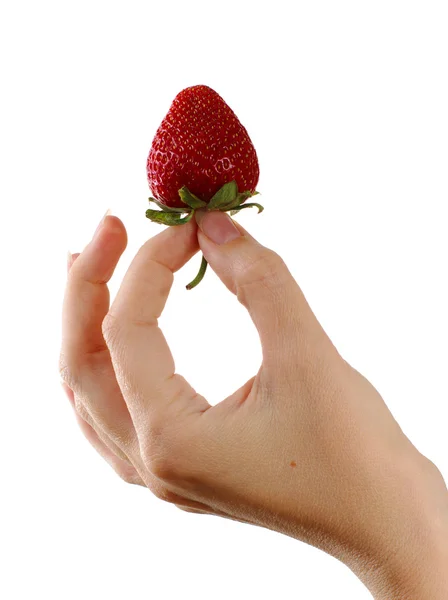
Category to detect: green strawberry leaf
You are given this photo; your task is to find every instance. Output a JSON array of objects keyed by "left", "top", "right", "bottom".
[
  {"left": 148, "top": 197, "right": 188, "bottom": 213},
  {"left": 146, "top": 209, "right": 195, "bottom": 226},
  {"left": 178, "top": 187, "right": 207, "bottom": 209},
  {"left": 220, "top": 189, "right": 260, "bottom": 211},
  {"left": 236, "top": 190, "right": 259, "bottom": 205},
  {"left": 219, "top": 197, "right": 244, "bottom": 211},
  {"left": 229, "top": 202, "right": 264, "bottom": 216},
  {"left": 208, "top": 180, "right": 238, "bottom": 210}
]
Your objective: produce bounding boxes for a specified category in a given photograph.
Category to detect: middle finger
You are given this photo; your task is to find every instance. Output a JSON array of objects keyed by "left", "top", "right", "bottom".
[{"left": 61, "top": 215, "right": 138, "bottom": 457}]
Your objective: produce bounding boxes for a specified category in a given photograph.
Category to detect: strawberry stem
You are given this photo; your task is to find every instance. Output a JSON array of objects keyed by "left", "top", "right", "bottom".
[
  {"left": 186, "top": 255, "right": 208, "bottom": 290},
  {"left": 146, "top": 182, "right": 264, "bottom": 290}
]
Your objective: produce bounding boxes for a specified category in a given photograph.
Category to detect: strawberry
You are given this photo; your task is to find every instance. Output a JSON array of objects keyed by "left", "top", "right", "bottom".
[
  {"left": 145, "top": 85, "right": 264, "bottom": 289},
  {"left": 147, "top": 85, "right": 260, "bottom": 208}
]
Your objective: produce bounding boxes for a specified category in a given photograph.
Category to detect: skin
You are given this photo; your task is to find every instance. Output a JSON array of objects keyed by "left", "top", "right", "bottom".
[{"left": 60, "top": 209, "right": 448, "bottom": 599}]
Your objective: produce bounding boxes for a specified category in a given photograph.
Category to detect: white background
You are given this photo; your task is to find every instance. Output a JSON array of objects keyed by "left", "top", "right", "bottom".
[{"left": 1, "top": 1, "right": 447, "bottom": 598}]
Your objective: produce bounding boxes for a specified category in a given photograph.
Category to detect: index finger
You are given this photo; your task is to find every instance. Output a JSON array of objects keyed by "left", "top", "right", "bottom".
[{"left": 102, "top": 219, "right": 207, "bottom": 422}]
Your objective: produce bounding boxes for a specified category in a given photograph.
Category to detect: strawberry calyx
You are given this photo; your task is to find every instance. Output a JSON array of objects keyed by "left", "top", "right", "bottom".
[{"left": 145, "top": 180, "right": 263, "bottom": 290}]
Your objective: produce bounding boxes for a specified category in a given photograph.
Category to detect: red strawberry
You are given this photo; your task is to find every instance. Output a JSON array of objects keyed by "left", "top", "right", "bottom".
[
  {"left": 147, "top": 85, "right": 259, "bottom": 208},
  {"left": 145, "top": 85, "right": 264, "bottom": 289}
]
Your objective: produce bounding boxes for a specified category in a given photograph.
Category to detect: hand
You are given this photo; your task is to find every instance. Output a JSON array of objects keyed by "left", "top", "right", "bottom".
[{"left": 60, "top": 209, "right": 448, "bottom": 599}]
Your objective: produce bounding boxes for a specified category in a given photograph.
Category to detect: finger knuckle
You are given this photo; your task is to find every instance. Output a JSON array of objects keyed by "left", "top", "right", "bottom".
[
  {"left": 147, "top": 414, "right": 170, "bottom": 445},
  {"left": 141, "top": 412, "right": 196, "bottom": 480},
  {"left": 142, "top": 430, "right": 186, "bottom": 484},
  {"left": 118, "top": 467, "right": 143, "bottom": 486},
  {"left": 143, "top": 447, "right": 178, "bottom": 482},
  {"left": 420, "top": 456, "right": 446, "bottom": 485},
  {"left": 153, "top": 483, "right": 184, "bottom": 503},
  {"left": 73, "top": 397, "right": 90, "bottom": 421},
  {"left": 237, "top": 249, "right": 286, "bottom": 297},
  {"left": 106, "top": 426, "right": 135, "bottom": 453},
  {"left": 58, "top": 353, "right": 77, "bottom": 387},
  {"left": 157, "top": 458, "right": 182, "bottom": 483},
  {"left": 101, "top": 312, "right": 124, "bottom": 348}
]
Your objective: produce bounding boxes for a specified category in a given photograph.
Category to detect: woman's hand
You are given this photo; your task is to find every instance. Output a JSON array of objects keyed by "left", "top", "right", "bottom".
[{"left": 60, "top": 210, "right": 448, "bottom": 599}]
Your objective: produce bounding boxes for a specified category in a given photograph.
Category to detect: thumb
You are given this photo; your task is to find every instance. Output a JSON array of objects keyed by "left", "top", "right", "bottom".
[{"left": 195, "top": 210, "right": 325, "bottom": 364}]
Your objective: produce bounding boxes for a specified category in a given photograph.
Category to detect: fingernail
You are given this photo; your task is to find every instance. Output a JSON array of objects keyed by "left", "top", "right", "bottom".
[
  {"left": 67, "top": 251, "right": 80, "bottom": 274},
  {"left": 67, "top": 251, "right": 74, "bottom": 273},
  {"left": 195, "top": 210, "right": 242, "bottom": 245},
  {"left": 93, "top": 208, "right": 112, "bottom": 239}
]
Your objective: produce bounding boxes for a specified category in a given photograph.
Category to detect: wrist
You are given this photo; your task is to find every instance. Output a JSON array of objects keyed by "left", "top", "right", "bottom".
[
  {"left": 350, "top": 465, "right": 448, "bottom": 599},
  {"left": 362, "top": 514, "right": 448, "bottom": 599}
]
